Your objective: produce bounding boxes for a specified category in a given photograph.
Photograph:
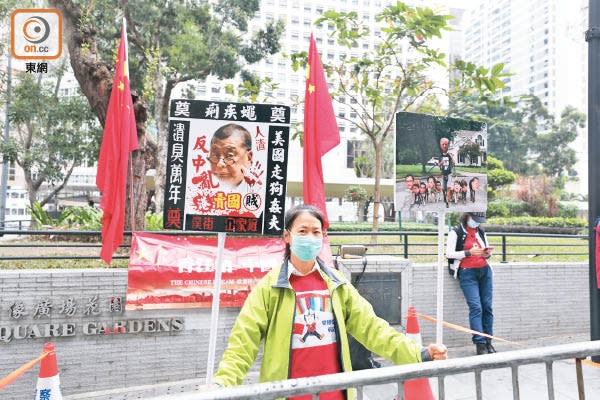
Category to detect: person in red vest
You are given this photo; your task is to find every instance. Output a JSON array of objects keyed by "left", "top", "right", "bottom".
[
  {"left": 213, "top": 204, "right": 448, "bottom": 399},
  {"left": 446, "top": 212, "right": 496, "bottom": 355}
]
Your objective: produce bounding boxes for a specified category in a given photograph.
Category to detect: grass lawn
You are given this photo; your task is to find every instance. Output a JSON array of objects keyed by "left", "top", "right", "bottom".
[
  {"left": 0, "top": 234, "right": 588, "bottom": 269},
  {"left": 396, "top": 164, "right": 439, "bottom": 179},
  {"left": 327, "top": 234, "right": 589, "bottom": 263},
  {"left": 455, "top": 166, "right": 486, "bottom": 174}
]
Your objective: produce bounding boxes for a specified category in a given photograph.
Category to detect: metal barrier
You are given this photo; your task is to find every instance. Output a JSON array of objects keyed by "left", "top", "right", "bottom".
[
  {"left": 0, "top": 230, "right": 589, "bottom": 262},
  {"left": 180, "top": 341, "right": 600, "bottom": 400},
  {"left": 327, "top": 231, "right": 589, "bottom": 263}
]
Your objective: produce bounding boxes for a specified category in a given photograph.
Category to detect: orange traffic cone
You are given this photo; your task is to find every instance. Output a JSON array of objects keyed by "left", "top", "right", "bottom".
[
  {"left": 34, "top": 343, "right": 63, "bottom": 400},
  {"left": 402, "top": 307, "right": 434, "bottom": 400}
]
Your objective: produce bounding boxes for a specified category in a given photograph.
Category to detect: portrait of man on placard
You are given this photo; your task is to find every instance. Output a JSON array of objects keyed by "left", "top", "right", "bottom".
[
  {"left": 186, "top": 122, "right": 267, "bottom": 219},
  {"left": 207, "top": 123, "right": 257, "bottom": 192}
]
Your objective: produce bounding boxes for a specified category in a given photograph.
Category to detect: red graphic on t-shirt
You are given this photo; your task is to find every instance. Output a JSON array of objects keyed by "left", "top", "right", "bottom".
[{"left": 289, "top": 269, "right": 343, "bottom": 400}]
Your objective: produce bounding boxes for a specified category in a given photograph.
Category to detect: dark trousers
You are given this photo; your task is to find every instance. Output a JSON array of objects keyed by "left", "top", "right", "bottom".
[
  {"left": 442, "top": 175, "right": 450, "bottom": 203},
  {"left": 458, "top": 265, "right": 493, "bottom": 344}
]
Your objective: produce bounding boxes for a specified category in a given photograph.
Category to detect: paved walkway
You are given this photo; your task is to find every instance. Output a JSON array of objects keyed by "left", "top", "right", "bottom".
[{"left": 364, "top": 334, "right": 600, "bottom": 400}]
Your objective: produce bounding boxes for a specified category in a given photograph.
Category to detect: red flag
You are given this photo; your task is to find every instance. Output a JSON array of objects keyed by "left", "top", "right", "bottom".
[
  {"left": 303, "top": 34, "right": 340, "bottom": 267},
  {"left": 303, "top": 34, "right": 340, "bottom": 229},
  {"left": 96, "top": 21, "right": 138, "bottom": 265}
]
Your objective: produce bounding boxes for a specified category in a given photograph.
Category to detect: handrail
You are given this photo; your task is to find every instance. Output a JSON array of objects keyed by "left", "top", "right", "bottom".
[{"left": 160, "top": 341, "right": 600, "bottom": 400}]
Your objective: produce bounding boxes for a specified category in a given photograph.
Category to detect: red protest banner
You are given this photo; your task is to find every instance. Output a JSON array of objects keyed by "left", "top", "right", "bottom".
[{"left": 126, "top": 232, "right": 285, "bottom": 310}]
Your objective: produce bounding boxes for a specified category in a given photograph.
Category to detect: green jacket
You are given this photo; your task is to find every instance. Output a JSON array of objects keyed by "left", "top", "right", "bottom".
[{"left": 213, "top": 258, "right": 423, "bottom": 399}]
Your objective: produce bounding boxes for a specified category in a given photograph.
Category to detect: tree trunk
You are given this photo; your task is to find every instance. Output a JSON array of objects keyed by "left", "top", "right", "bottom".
[
  {"left": 25, "top": 174, "right": 38, "bottom": 207},
  {"left": 124, "top": 97, "right": 148, "bottom": 232},
  {"left": 371, "top": 139, "right": 383, "bottom": 243},
  {"left": 50, "top": 0, "right": 149, "bottom": 232},
  {"left": 49, "top": 0, "right": 112, "bottom": 126},
  {"left": 153, "top": 78, "right": 175, "bottom": 215}
]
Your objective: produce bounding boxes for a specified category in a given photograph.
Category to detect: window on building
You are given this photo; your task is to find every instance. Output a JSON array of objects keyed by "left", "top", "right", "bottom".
[
  {"left": 328, "top": 39, "right": 334, "bottom": 45},
  {"left": 316, "top": 7, "right": 323, "bottom": 15},
  {"left": 8, "top": 161, "right": 15, "bottom": 181},
  {"left": 292, "top": 16, "right": 299, "bottom": 25},
  {"left": 346, "top": 139, "right": 366, "bottom": 168}
]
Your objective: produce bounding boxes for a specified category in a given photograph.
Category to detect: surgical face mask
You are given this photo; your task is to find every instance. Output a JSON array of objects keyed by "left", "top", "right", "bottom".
[
  {"left": 467, "top": 219, "right": 480, "bottom": 229},
  {"left": 290, "top": 234, "right": 322, "bottom": 261}
]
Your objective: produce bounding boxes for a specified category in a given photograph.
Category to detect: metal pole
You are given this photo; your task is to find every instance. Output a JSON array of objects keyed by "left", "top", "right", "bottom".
[
  {"left": 398, "top": 211, "right": 402, "bottom": 242},
  {"left": 587, "top": 0, "right": 600, "bottom": 362},
  {"left": 436, "top": 211, "right": 445, "bottom": 343},
  {"left": 206, "top": 231, "right": 227, "bottom": 384},
  {"left": 0, "top": 55, "right": 12, "bottom": 232}
]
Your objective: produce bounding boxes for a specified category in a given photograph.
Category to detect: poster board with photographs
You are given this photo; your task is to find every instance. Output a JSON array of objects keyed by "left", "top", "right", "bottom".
[
  {"left": 164, "top": 99, "right": 290, "bottom": 235},
  {"left": 395, "top": 112, "right": 487, "bottom": 212}
]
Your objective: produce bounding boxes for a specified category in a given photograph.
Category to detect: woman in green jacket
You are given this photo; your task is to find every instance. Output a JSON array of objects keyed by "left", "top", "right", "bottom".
[{"left": 213, "top": 204, "right": 447, "bottom": 399}]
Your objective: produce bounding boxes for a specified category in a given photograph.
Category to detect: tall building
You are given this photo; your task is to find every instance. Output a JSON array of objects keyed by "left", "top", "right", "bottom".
[
  {"left": 178, "top": 0, "right": 453, "bottom": 221},
  {"left": 461, "top": 0, "right": 588, "bottom": 194}
]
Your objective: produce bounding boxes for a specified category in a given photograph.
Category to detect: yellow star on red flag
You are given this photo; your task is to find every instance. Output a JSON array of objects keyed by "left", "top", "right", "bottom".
[
  {"left": 308, "top": 84, "right": 315, "bottom": 94},
  {"left": 118, "top": 81, "right": 124, "bottom": 91}
]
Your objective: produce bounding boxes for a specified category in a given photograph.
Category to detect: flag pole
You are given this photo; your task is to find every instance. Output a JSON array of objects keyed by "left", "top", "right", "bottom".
[
  {"left": 206, "top": 231, "right": 226, "bottom": 384},
  {"left": 123, "top": 17, "right": 135, "bottom": 233},
  {"left": 436, "top": 211, "right": 445, "bottom": 343}
]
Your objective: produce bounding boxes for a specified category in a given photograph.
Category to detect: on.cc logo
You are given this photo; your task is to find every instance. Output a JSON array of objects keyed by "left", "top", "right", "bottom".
[{"left": 23, "top": 16, "right": 51, "bottom": 44}]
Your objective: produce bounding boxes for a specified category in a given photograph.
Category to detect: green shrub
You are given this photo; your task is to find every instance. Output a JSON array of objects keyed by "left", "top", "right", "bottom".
[
  {"left": 66, "top": 206, "right": 103, "bottom": 230},
  {"left": 557, "top": 203, "right": 578, "bottom": 219},
  {"left": 28, "top": 202, "right": 76, "bottom": 228},
  {"left": 146, "top": 212, "right": 164, "bottom": 231},
  {"left": 487, "top": 201, "right": 510, "bottom": 217},
  {"left": 487, "top": 216, "right": 587, "bottom": 228},
  {"left": 328, "top": 221, "right": 436, "bottom": 232},
  {"left": 486, "top": 156, "right": 504, "bottom": 171}
]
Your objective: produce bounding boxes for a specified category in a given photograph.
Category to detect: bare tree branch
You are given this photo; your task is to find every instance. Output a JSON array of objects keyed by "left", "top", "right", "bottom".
[{"left": 39, "top": 161, "right": 77, "bottom": 207}]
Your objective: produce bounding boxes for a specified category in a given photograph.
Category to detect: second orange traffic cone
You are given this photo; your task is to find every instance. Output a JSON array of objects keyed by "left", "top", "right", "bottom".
[
  {"left": 402, "top": 307, "right": 434, "bottom": 400},
  {"left": 34, "top": 343, "right": 63, "bottom": 400}
]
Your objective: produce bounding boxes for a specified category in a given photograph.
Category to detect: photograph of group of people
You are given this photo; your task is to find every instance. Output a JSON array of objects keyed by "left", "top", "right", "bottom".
[
  {"left": 405, "top": 174, "right": 483, "bottom": 208},
  {"left": 395, "top": 112, "right": 488, "bottom": 212}
]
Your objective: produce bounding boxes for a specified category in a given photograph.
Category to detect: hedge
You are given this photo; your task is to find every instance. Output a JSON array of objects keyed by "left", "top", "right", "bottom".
[
  {"left": 327, "top": 222, "right": 437, "bottom": 232},
  {"left": 487, "top": 216, "right": 587, "bottom": 228}
]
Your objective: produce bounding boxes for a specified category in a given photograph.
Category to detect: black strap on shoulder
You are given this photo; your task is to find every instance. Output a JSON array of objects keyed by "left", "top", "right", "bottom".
[{"left": 353, "top": 256, "right": 368, "bottom": 286}]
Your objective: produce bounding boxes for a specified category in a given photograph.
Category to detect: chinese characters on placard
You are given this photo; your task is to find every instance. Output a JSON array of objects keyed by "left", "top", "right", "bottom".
[{"left": 164, "top": 100, "right": 290, "bottom": 234}]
